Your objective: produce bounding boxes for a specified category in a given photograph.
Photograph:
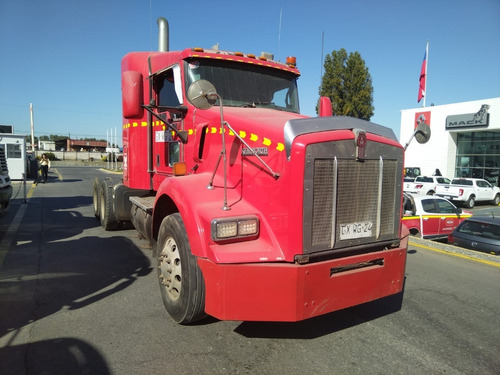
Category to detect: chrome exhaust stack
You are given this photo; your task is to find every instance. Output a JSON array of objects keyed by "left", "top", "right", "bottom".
[{"left": 157, "top": 17, "right": 169, "bottom": 52}]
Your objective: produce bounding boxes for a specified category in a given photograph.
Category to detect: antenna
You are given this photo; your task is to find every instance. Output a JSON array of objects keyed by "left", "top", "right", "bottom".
[
  {"left": 278, "top": 8, "right": 282, "bottom": 61},
  {"left": 321, "top": 31, "right": 324, "bottom": 82}
]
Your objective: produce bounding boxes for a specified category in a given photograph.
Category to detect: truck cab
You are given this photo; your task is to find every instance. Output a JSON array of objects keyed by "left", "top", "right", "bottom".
[{"left": 92, "top": 17, "right": 431, "bottom": 324}]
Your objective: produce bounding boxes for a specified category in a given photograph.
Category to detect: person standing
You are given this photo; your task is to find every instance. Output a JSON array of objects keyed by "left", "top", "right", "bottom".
[{"left": 40, "top": 154, "right": 50, "bottom": 183}]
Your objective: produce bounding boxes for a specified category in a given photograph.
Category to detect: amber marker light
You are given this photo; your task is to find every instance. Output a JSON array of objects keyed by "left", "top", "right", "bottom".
[
  {"left": 173, "top": 162, "right": 187, "bottom": 176},
  {"left": 286, "top": 56, "right": 297, "bottom": 67}
]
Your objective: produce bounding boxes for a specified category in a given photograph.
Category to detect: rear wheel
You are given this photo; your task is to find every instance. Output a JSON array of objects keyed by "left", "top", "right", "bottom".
[
  {"left": 155, "top": 213, "right": 206, "bottom": 324},
  {"left": 465, "top": 195, "right": 475, "bottom": 209},
  {"left": 92, "top": 177, "right": 102, "bottom": 219},
  {"left": 100, "top": 178, "right": 119, "bottom": 230}
]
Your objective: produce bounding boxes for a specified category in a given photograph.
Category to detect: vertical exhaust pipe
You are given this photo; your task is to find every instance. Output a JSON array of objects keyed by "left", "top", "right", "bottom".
[{"left": 157, "top": 17, "right": 169, "bottom": 52}]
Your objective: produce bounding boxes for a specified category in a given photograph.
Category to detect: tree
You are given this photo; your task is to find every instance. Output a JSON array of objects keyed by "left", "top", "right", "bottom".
[
  {"left": 50, "top": 135, "right": 69, "bottom": 142},
  {"left": 318, "top": 48, "right": 374, "bottom": 120}
]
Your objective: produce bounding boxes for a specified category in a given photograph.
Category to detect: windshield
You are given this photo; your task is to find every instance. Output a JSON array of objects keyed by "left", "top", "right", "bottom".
[{"left": 184, "top": 58, "right": 299, "bottom": 113}]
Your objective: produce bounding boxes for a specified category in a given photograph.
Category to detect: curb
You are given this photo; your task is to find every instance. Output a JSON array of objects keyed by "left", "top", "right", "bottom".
[{"left": 409, "top": 236, "right": 500, "bottom": 265}]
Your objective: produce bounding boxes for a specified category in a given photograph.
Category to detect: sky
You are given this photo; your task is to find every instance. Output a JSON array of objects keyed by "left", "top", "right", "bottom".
[{"left": 1, "top": 0, "right": 499, "bottom": 146}]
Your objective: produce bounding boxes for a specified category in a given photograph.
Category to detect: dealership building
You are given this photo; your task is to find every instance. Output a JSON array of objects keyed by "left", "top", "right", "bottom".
[{"left": 400, "top": 97, "right": 500, "bottom": 187}]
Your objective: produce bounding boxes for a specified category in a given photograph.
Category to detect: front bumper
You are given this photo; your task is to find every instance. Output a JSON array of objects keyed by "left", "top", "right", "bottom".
[{"left": 197, "top": 242, "right": 407, "bottom": 322}]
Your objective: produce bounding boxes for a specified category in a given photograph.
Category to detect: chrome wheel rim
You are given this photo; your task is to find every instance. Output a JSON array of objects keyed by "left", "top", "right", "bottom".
[{"left": 158, "top": 236, "right": 182, "bottom": 301}]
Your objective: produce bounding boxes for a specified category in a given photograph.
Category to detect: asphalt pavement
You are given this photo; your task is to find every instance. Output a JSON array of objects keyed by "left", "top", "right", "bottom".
[{"left": 4, "top": 178, "right": 500, "bottom": 268}]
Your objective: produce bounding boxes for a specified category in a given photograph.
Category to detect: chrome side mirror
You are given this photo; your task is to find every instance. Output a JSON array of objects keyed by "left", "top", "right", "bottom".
[{"left": 187, "top": 80, "right": 218, "bottom": 110}]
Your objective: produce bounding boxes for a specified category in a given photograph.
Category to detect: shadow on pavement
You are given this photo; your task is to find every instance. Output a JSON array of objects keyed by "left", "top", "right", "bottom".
[
  {"left": 234, "top": 289, "right": 405, "bottom": 339},
  {"left": 0, "top": 337, "right": 110, "bottom": 375}
]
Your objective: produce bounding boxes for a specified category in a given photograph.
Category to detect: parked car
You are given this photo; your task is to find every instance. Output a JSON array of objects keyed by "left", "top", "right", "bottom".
[
  {"left": 448, "top": 216, "right": 500, "bottom": 255},
  {"left": 404, "top": 176, "right": 451, "bottom": 196},
  {"left": 435, "top": 178, "right": 500, "bottom": 208},
  {"left": 402, "top": 193, "right": 472, "bottom": 240}
]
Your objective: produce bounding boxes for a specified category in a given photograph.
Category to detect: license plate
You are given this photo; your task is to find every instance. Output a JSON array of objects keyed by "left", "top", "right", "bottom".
[{"left": 339, "top": 222, "right": 373, "bottom": 240}]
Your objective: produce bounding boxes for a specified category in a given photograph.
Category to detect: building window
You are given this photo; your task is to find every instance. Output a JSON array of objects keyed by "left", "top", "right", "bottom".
[
  {"left": 455, "top": 131, "right": 500, "bottom": 186},
  {"left": 7, "top": 143, "right": 22, "bottom": 158}
]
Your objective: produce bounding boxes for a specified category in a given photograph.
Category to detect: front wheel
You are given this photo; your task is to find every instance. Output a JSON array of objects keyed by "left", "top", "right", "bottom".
[
  {"left": 492, "top": 194, "right": 500, "bottom": 206},
  {"left": 155, "top": 213, "right": 206, "bottom": 324}
]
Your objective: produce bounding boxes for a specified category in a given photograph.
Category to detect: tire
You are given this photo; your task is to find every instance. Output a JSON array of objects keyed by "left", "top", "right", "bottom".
[
  {"left": 155, "top": 213, "right": 206, "bottom": 324},
  {"left": 92, "top": 177, "right": 102, "bottom": 219},
  {"left": 465, "top": 195, "right": 475, "bottom": 209},
  {"left": 492, "top": 194, "right": 500, "bottom": 206},
  {"left": 426, "top": 190, "right": 435, "bottom": 196},
  {"left": 100, "top": 178, "right": 119, "bottom": 230}
]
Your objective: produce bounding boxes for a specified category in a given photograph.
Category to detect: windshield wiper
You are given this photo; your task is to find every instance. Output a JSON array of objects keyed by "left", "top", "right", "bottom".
[{"left": 240, "top": 101, "right": 283, "bottom": 110}]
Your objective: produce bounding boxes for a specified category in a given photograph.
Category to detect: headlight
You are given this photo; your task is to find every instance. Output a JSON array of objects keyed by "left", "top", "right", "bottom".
[{"left": 211, "top": 216, "right": 259, "bottom": 241}]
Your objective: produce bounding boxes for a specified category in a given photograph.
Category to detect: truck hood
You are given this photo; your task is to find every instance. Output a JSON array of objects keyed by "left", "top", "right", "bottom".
[
  {"left": 196, "top": 107, "right": 398, "bottom": 159},
  {"left": 217, "top": 107, "right": 307, "bottom": 143}
]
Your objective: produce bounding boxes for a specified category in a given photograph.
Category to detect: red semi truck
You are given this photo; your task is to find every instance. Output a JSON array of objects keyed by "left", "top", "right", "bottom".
[{"left": 93, "top": 18, "right": 429, "bottom": 324}]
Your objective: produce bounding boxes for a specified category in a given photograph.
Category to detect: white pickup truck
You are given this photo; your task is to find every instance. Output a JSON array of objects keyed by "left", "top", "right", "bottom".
[
  {"left": 404, "top": 176, "right": 451, "bottom": 196},
  {"left": 435, "top": 178, "right": 500, "bottom": 208}
]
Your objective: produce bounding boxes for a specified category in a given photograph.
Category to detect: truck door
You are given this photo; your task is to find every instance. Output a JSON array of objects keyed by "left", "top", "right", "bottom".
[
  {"left": 476, "top": 180, "right": 493, "bottom": 200},
  {"left": 152, "top": 65, "right": 183, "bottom": 176}
]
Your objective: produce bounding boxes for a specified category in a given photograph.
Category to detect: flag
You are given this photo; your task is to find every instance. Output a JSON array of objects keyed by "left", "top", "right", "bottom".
[{"left": 418, "top": 42, "right": 428, "bottom": 103}]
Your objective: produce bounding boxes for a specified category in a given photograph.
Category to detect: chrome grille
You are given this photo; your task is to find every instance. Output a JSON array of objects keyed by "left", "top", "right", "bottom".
[
  {"left": 311, "top": 159, "right": 335, "bottom": 246},
  {"left": 304, "top": 140, "right": 403, "bottom": 254}
]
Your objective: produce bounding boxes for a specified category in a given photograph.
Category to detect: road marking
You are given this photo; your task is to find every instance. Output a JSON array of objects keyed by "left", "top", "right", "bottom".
[
  {"left": 0, "top": 203, "right": 28, "bottom": 266},
  {"left": 409, "top": 239, "right": 500, "bottom": 268},
  {"left": 27, "top": 181, "right": 36, "bottom": 198}
]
